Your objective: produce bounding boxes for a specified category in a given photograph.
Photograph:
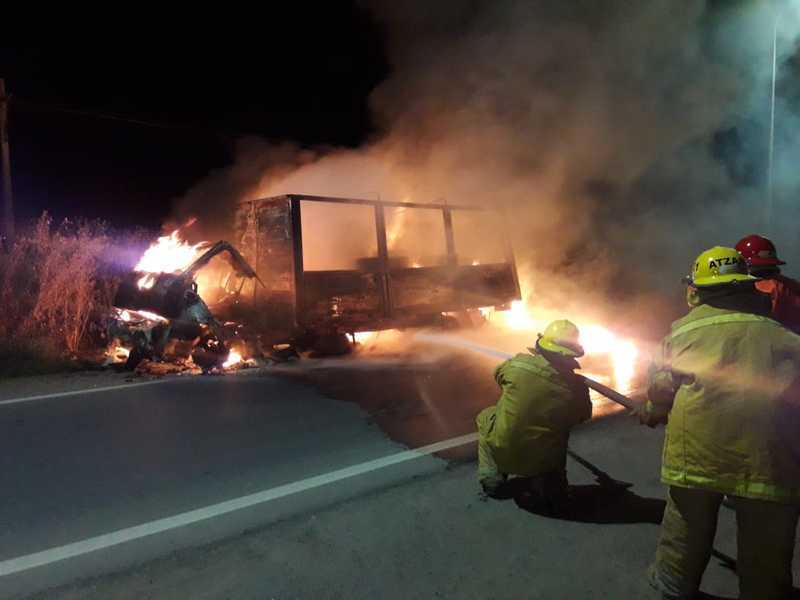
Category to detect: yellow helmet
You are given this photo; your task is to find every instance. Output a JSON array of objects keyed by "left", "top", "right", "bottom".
[
  {"left": 687, "top": 246, "right": 755, "bottom": 288},
  {"left": 535, "top": 319, "right": 584, "bottom": 358}
]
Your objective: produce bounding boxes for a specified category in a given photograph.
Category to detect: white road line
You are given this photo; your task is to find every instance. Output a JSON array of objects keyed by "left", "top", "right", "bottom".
[
  {"left": 0, "top": 379, "right": 179, "bottom": 407},
  {"left": 0, "top": 432, "right": 478, "bottom": 577}
]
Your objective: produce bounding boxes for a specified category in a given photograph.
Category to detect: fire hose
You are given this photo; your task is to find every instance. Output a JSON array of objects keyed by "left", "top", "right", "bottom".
[{"left": 579, "top": 376, "right": 637, "bottom": 410}]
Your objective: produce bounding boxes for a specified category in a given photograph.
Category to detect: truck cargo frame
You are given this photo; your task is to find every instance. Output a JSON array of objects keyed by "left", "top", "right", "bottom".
[{"left": 233, "top": 194, "right": 521, "bottom": 340}]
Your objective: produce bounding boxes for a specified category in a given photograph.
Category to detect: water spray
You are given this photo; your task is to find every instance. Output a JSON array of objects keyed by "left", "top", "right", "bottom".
[{"left": 415, "top": 332, "right": 639, "bottom": 410}]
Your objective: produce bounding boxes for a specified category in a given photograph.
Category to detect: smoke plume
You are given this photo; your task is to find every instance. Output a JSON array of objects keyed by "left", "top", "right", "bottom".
[{"left": 172, "top": 0, "right": 800, "bottom": 338}]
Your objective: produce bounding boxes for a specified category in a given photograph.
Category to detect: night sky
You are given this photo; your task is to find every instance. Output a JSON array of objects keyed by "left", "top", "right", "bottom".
[{"left": 0, "top": 5, "right": 387, "bottom": 230}]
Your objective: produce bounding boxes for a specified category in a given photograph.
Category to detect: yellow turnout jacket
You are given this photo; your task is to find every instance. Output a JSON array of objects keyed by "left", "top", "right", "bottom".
[
  {"left": 647, "top": 303, "right": 800, "bottom": 502},
  {"left": 481, "top": 352, "right": 591, "bottom": 477}
]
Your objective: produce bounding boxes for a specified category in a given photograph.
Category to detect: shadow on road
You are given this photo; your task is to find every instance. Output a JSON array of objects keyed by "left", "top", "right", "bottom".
[
  {"left": 514, "top": 482, "right": 665, "bottom": 524},
  {"left": 504, "top": 448, "right": 666, "bottom": 524}
]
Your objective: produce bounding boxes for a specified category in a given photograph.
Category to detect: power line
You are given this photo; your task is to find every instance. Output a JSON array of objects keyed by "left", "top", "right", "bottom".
[{"left": 10, "top": 97, "right": 253, "bottom": 139}]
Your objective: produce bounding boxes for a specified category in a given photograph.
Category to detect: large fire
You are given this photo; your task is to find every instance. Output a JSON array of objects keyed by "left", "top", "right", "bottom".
[
  {"left": 134, "top": 227, "right": 207, "bottom": 289},
  {"left": 486, "top": 300, "right": 640, "bottom": 396}
]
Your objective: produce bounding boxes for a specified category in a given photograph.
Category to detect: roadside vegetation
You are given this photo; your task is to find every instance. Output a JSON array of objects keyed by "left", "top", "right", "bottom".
[{"left": 0, "top": 215, "right": 144, "bottom": 378}]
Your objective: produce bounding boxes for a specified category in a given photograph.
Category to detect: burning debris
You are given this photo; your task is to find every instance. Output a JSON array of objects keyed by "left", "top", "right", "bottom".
[{"left": 107, "top": 226, "right": 261, "bottom": 374}]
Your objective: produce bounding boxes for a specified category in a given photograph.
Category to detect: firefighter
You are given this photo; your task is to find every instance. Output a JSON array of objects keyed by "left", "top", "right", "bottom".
[
  {"left": 736, "top": 234, "right": 800, "bottom": 333},
  {"left": 641, "top": 246, "right": 800, "bottom": 600},
  {"left": 476, "top": 319, "right": 591, "bottom": 512}
]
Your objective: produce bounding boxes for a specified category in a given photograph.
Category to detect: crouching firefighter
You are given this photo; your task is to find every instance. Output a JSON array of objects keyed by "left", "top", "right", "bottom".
[
  {"left": 641, "top": 246, "right": 800, "bottom": 600},
  {"left": 476, "top": 319, "right": 591, "bottom": 512}
]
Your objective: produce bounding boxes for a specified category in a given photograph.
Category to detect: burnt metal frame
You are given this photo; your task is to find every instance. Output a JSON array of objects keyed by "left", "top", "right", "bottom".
[
  {"left": 284, "top": 193, "right": 483, "bottom": 211},
  {"left": 247, "top": 194, "right": 520, "bottom": 326}
]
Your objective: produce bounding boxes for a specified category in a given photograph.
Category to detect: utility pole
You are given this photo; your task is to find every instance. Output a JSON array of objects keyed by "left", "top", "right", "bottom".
[
  {"left": 0, "top": 78, "right": 14, "bottom": 242},
  {"left": 765, "top": 18, "right": 778, "bottom": 233}
]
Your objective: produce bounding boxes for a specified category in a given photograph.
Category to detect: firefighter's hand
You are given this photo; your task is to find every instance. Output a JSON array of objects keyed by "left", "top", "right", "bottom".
[{"left": 634, "top": 403, "right": 667, "bottom": 428}]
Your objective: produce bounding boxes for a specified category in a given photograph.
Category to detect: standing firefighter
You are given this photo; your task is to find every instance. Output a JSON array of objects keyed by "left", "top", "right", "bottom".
[
  {"left": 476, "top": 319, "right": 591, "bottom": 512},
  {"left": 642, "top": 246, "right": 800, "bottom": 600},
  {"left": 736, "top": 234, "right": 800, "bottom": 333}
]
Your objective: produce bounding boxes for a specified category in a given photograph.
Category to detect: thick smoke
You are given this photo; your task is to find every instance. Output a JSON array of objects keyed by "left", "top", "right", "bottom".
[{"left": 172, "top": 0, "right": 800, "bottom": 338}]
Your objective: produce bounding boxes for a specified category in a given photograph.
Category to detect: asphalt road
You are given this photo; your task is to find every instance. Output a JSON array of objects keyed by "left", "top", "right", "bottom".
[
  {"left": 0, "top": 369, "right": 454, "bottom": 599},
  {"left": 2, "top": 353, "right": 798, "bottom": 599}
]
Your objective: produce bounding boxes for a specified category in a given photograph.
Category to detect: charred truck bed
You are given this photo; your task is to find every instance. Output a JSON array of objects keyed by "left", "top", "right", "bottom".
[{"left": 233, "top": 194, "right": 521, "bottom": 340}]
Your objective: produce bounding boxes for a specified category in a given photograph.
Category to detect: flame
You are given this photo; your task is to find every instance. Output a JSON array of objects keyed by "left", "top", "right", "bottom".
[
  {"left": 104, "top": 343, "right": 130, "bottom": 364},
  {"left": 222, "top": 349, "right": 242, "bottom": 368},
  {"left": 387, "top": 207, "right": 407, "bottom": 249},
  {"left": 137, "top": 273, "right": 156, "bottom": 289},
  {"left": 500, "top": 300, "right": 536, "bottom": 330},
  {"left": 472, "top": 259, "right": 481, "bottom": 266},
  {"left": 351, "top": 329, "right": 403, "bottom": 347},
  {"left": 352, "top": 331, "right": 377, "bottom": 344},
  {"left": 578, "top": 324, "right": 639, "bottom": 395},
  {"left": 486, "top": 300, "right": 640, "bottom": 395},
  {"left": 579, "top": 324, "right": 617, "bottom": 354},
  {"left": 134, "top": 228, "right": 207, "bottom": 289}
]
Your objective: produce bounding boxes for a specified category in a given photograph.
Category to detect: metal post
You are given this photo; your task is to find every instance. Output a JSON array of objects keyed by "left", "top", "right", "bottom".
[
  {"left": 442, "top": 208, "right": 457, "bottom": 266},
  {"left": 290, "top": 197, "right": 305, "bottom": 323},
  {"left": 0, "top": 78, "right": 14, "bottom": 242},
  {"left": 374, "top": 204, "right": 393, "bottom": 318},
  {"left": 766, "top": 18, "right": 777, "bottom": 232},
  {"left": 251, "top": 201, "right": 259, "bottom": 305},
  {"left": 499, "top": 208, "right": 522, "bottom": 299}
]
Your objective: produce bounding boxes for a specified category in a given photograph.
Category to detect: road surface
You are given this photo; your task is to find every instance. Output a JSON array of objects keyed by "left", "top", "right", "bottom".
[{"left": 0, "top": 354, "right": 797, "bottom": 599}]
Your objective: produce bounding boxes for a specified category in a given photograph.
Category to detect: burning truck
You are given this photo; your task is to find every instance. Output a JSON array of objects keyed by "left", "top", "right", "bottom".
[{"left": 108, "top": 194, "right": 521, "bottom": 369}]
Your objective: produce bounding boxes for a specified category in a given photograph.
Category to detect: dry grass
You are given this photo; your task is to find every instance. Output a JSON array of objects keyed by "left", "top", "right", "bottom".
[{"left": 0, "top": 215, "right": 120, "bottom": 376}]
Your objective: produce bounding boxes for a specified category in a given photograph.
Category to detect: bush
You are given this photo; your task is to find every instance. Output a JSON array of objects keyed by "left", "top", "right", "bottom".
[{"left": 0, "top": 215, "right": 119, "bottom": 374}]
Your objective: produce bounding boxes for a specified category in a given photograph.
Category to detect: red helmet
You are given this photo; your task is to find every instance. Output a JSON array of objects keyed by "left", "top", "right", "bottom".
[{"left": 735, "top": 234, "right": 785, "bottom": 267}]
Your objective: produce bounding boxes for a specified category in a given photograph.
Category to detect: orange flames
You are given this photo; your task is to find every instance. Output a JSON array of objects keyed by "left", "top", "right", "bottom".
[
  {"left": 486, "top": 300, "right": 640, "bottom": 395},
  {"left": 351, "top": 329, "right": 403, "bottom": 347},
  {"left": 134, "top": 226, "right": 207, "bottom": 289},
  {"left": 352, "top": 331, "right": 377, "bottom": 344},
  {"left": 110, "top": 346, "right": 130, "bottom": 362},
  {"left": 222, "top": 349, "right": 243, "bottom": 368}
]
